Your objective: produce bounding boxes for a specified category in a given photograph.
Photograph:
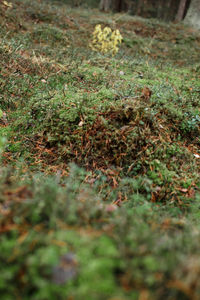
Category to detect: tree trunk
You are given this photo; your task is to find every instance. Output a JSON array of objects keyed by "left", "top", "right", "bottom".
[
  {"left": 99, "top": 0, "right": 112, "bottom": 12},
  {"left": 114, "top": 0, "right": 128, "bottom": 11},
  {"left": 184, "top": 0, "right": 200, "bottom": 29},
  {"left": 136, "top": 0, "right": 144, "bottom": 15},
  {"left": 175, "top": 0, "right": 187, "bottom": 21}
]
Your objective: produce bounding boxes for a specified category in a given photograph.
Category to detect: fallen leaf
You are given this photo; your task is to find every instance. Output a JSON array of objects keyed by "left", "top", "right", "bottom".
[
  {"left": 78, "top": 120, "right": 84, "bottom": 127},
  {"left": 141, "top": 86, "right": 152, "bottom": 101}
]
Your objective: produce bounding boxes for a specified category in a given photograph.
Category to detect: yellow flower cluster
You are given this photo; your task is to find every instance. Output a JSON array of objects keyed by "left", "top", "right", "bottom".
[{"left": 90, "top": 24, "right": 122, "bottom": 56}]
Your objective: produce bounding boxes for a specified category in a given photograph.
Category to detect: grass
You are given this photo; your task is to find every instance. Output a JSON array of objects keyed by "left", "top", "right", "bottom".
[{"left": 0, "top": 0, "right": 200, "bottom": 299}]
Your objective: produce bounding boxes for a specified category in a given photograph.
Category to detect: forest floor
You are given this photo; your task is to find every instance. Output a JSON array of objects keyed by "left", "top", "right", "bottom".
[{"left": 0, "top": 0, "right": 200, "bottom": 299}]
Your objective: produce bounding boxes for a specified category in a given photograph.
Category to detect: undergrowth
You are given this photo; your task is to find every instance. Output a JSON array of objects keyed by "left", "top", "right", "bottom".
[{"left": 0, "top": 0, "right": 200, "bottom": 299}]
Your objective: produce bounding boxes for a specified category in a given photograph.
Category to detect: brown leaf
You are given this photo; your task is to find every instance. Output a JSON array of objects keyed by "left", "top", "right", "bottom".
[{"left": 141, "top": 87, "right": 152, "bottom": 101}]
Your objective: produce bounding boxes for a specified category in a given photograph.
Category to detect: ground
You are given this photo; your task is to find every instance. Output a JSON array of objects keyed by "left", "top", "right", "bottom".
[{"left": 0, "top": 0, "right": 200, "bottom": 299}]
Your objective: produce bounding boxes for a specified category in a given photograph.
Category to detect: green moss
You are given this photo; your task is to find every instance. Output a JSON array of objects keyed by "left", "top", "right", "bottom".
[{"left": 0, "top": 0, "right": 200, "bottom": 298}]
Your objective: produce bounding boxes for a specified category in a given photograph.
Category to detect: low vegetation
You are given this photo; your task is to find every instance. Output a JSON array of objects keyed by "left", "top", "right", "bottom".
[{"left": 0, "top": 0, "right": 200, "bottom": 299}]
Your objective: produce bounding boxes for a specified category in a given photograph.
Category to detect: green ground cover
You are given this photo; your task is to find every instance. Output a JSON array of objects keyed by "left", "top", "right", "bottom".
[{"left": 0, "top": 0, "right": 200, "bottom": 299}]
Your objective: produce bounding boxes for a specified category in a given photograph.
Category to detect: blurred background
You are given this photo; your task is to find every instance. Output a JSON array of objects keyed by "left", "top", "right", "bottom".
[{"left": 53, "top": 0, "right": 192, "bottom": 22}]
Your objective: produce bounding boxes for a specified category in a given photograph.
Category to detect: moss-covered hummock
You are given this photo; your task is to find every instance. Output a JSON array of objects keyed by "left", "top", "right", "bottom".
[{"left": 0, "top": 0, "right": 200, "bottom": 299}]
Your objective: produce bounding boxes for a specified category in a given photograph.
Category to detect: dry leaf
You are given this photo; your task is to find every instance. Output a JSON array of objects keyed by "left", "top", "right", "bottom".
[
  {"left": 78, "top": 120, "right": 84, "bottom": 127},
  {"left": 141, "top": 87, "right": 152, "bottom": 101}
]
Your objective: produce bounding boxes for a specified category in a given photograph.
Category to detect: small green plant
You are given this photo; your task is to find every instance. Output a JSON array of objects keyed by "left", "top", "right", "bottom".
[
  {"left": 90, "top": 24, "right": 122, "bottom": 55},
  {"left": 0, "top": 136, "right": 6, "bottom": 154}
]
